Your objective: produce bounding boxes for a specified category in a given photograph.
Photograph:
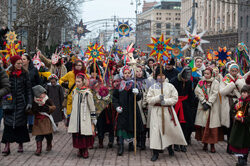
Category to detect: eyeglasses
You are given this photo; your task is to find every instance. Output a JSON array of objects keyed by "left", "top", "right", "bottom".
[
  {"left": 16, "top": 63, "right": 23, "bottom": 65},
  {"left": 76, "top": 65, "right": 82, "bottom": 67}
]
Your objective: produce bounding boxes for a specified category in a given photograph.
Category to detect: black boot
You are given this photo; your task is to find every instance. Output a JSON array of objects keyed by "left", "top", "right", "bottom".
[
  {"left": 98, "top": 138, "right": 104, "bottom": 148},
  {"left": 117, "top": 137, "right": 124, "bottom": 156},
  {"left": 151, "top": 150, "right": 159, "bottom": 162},
  {"left": 180, "top": 145, "right": 187, "bottom": 152},
  {"left": 236, "top": 156, "right": 245, "bottom": 166},
  {"left": 226, "top": 144, "right": 233, "bottom": 154},
  {"left": 140, "top": 131, "right": 146, "bottom": 150},
  {"left": 167, "top": 145, "right": 174, "bottom": 156},
  {"left": 174, "top": 145, "right": 180, "bottom": 152},
  {"left": 243, "top": 154, "right": 248, "bottom": 166},
  {"left": 129, "top": 142, "right": 134, "bottom": 152},
  {"left": 28, "top": 125, "right": 33, "bottom": 133}
]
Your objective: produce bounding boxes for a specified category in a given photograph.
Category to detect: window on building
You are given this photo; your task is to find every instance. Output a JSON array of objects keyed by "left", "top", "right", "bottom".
[
  {"left": 166, "top": 31, "right": 171, "bottom": 36},
  {"left": 247, "top": 33, "right": 249, "bottom": 44},
  {"left": 247, "top": 15, "right": 249, "bottom": 27},
  {"left": 175, "top": 23, "right": 180, "bottom": 29},
  {"left": 156, "top": 23, "right": 161, "bottom": 28},
  {"left": 156, "top": 30, "right": 161, "bottom": 35},
  {"left": 166, "top": 23, "right": 171, "bottom": 29},
  {"left": 240, "top": 16, "right": 243, "bottom": 27}
]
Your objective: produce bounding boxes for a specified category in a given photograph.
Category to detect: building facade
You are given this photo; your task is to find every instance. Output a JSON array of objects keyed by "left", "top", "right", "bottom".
[
  {"left": 238, "top": 0, "right": 250, "bottom": 49},
  {"left": 137, "top": 0, "right": 181, "bottom": 52},
  {"left": 181, "top": 0, "right": 241, "bottom": 51}
]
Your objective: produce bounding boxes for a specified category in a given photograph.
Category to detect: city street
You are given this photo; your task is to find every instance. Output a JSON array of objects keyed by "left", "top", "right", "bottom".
[{"left": 0, "top": 123, "right": 248, "bottom": 166}]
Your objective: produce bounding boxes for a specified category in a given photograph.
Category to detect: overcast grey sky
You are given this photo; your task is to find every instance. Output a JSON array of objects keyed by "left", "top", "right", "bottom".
[{"left": 79, "top": 0, "right": 160, "bottom": 22}]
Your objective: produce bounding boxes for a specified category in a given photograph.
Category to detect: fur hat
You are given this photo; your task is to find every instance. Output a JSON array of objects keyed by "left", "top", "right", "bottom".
[
  {"left": 32, "top": 85, "right": 47, "bottom": 98},
  {"left": 166, "top": 58, "right": 175, "bottom": 66},
  {"left": 10, "top": 55, "right": 22, "bottom": 66}
]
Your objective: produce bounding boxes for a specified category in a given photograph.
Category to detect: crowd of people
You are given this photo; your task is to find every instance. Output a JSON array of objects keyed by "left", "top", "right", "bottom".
[{"left": 0, "top": 32, "right": 249, "bottom": 165}]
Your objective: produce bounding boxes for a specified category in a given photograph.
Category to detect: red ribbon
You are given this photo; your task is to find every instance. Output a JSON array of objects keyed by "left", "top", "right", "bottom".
[{"left": 174, "top": 95, "right": 188, "bottom": 123}]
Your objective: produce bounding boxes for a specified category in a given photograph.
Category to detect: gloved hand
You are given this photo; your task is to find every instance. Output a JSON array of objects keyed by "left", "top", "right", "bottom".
[
  {"left": 202, "top": 103, "right": 210, "bottom": 111},
  {"left": 159, "top": 95, "right": 164, "bottom": 101},
  {"left": 92, "top": 119, "right": 97, "bottom": 126},
  {"left": 161, "top": 100, "right": 165, "bottom": 106},
  {"left": 116, "top": 106, "right": 123, "bottom": 113},
  {"left": 132, "top": 88, "right": 139, "bottom": 95},
  {"left": 61, "top": 82, "right": 69, "bottom": 89},
  {"left": 26, "top": 104, "right": 32, "bottom": 111}
]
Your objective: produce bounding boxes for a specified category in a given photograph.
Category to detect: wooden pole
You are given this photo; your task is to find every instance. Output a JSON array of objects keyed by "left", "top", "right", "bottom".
[
  {"left": 102, "top": 50, "right": 112, "bottom": 82},
  {"left": 160, "top": 63, "right": 165, "bottom": 135},
  {"left": 134, "top": 65, "right": 137, "bottom": 155},
  {"left": 94, "top": 60, "right": 97, "bottom": 78}
]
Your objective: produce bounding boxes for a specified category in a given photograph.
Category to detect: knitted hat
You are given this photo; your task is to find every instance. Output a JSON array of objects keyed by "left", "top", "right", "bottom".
[
  {"left": 246, "top": 75, "right": 250, "bottom": 85},
  {"left": 229, "top": 64, "right": 239, "bottom": 71},
  {"left": 32, "top": 85, "right": 47, "bottom": 98},
  {"left": 10, "top": 55, "right": 22, "bottom": 66}
]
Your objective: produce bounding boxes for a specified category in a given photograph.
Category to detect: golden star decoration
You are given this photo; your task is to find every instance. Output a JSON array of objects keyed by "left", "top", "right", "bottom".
[
  {"left": 86, "top": 43, "right": 104, "bottom": 62},
  {"left": 0, "top": 31, "right": 25, "bottom": 62},
  {"left": 147, "top": 34, "right": 172, "bottom": 61},
  {"left": 6, "top": 31, "right": 17, "bottom": 43}
]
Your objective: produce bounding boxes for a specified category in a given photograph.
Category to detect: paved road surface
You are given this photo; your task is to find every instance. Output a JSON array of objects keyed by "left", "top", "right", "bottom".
[{"left": 0, "top": 123, "right": 249, "bottom": 166}]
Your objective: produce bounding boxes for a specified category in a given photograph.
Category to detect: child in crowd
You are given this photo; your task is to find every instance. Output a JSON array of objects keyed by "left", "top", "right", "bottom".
[
  {"left": 31, "top": 85, "right": 57, "bottom": 156},
  {"left": 68, "top": 73, "right": 96, "bottom": 159},
  {"left": 229, "top": 85, "right": 250, "bottom": 166}
]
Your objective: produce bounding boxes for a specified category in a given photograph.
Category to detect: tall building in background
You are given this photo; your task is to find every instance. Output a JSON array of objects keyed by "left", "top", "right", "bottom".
[
  {"left": 181, "top": 0, "right": 245, "bottom": 50},
  {"left": 238, "top": 0, "right": 250, "bottom": 49},
  {"left": 137, "top": 0, "right": 181, "bottom": 53}
]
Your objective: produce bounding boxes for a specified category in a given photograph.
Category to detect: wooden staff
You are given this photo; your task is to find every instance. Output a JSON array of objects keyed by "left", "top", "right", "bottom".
[
  {"left": 94, "top": 60, "right": 97, "bottom": 76},
  {"left": 102, "top": 50, "right": 112, "bottom": 82},
  {"left": 133, "top": 64, "right": 137, "bottom": 155},
  {"left": 160, "top": 63, "right": 165, "bottom": 135}
]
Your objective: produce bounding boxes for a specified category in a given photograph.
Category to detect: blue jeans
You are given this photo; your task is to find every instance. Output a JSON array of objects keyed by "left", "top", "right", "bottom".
[{"left": 27, "top": 115, "right": 34, "bottom": 125}]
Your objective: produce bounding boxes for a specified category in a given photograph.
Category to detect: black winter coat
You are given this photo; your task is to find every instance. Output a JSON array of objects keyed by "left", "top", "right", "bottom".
[
  {"left": 164, "top": 68, "right": 179, "bottom": 81},
  {"left": 28, "top": 62, "right": 41, "bottom": 88},
  {"left": 112, "top": 80, "right": 144, "bottom": 134},
  {"left": 4, "top": 68, "right": 32, "bottom": 127},
  {"left": 170, "top": 76, "right": 195, "bottom": 132}
]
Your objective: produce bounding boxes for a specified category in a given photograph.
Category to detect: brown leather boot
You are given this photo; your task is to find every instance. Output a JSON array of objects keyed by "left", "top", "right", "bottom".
[
  {"left": 2, "top": 143, "right": 10, "bottom": 156},
  {"left": 210, "top": 144, "right": 216, "bottom": 153},
  {"left": 82, "top": 148, "right": 89, "bottom": 159},
  {"left": 46, "top": 139, "right": 52, "bottom": 151},
  {"left": 35, "top": 141, "right": 42, "bottom": 156},
  {"left": 99, "top": 138, "right": 104, "bottom": 148},
  {"left": 17, "top": 143, "right": 23, "bottom": 153}
]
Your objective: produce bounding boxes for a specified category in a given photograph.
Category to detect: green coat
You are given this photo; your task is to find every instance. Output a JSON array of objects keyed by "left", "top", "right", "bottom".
[{"left": 229, "top": 101, "right": 250, "bottom": 149}]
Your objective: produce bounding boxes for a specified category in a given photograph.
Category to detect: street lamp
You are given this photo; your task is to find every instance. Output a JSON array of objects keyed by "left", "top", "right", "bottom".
[{"left": 130, "top": 0, "right": 141, "bottom": 48}]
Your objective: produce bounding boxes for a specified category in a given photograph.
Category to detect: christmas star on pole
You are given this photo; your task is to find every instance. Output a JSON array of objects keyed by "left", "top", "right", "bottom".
[
  {"left": 147, "top": 34, "right": 172, "bottom": 61},
  {"left": 178, "top": 24, "right": 209, "bottom": 57},
  {"left": 0, "top": 31, "right": 25, "bottom": 62},
  {"left": 86, "top": 43, "right": 104, "bottom": 62}
]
